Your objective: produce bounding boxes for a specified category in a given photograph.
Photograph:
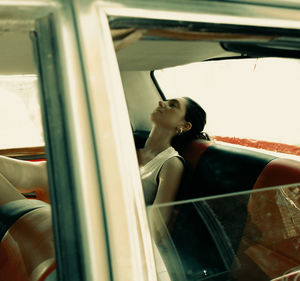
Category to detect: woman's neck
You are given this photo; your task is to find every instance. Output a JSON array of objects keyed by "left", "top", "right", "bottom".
[{"left": 143, "top": 126, "right": 174, "bottom": 155}]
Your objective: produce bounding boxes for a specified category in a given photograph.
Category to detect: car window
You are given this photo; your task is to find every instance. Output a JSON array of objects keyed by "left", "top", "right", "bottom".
[
  {"left": 154, "top": 58, "right": 300, "bottom": 159},
  {"left": 0, "top": 74, "right": 44, "bottom": 150},
  {"left": 110, "top": 9, "right": 300, "bottom": 281},
  {"left": 147, "top": 183, "right": 300, "bottom": 281}
]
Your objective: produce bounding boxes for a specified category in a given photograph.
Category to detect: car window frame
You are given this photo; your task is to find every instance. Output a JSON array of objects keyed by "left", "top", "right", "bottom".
[
  {"left": 104, "top": 2, "right": 300, "bottom": 278},
  {"left": 33, "top": 5, "right": 112, "bottom": 281}
]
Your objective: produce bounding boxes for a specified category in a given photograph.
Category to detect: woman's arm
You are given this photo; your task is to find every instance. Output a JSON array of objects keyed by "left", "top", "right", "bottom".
[
  {"left": 150, "top": 157, "right": 184, "bottom": 242},
  {"left": 154, "top": 157, "right": 184, "bottom": 206}
]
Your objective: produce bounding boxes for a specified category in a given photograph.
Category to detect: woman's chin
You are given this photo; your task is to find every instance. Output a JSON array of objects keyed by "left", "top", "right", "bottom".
[{"left": 150, "top": 112, "right": 158, "bottom": 121}]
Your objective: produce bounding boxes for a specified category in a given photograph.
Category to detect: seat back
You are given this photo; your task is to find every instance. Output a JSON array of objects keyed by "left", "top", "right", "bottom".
[
  {"left": 180, "top": 140, "right": 276, "bottom": 199},
  {"left": 253, "top": 157, "right": 300, "bottom": 189},
  {"left": 170, "top": 140, "right": 300, "bottom": 280}
]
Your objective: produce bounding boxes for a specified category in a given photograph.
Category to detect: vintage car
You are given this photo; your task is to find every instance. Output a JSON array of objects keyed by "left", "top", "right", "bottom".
[{"left": 1, "top": 0, "right": 300, "bottom": 281}]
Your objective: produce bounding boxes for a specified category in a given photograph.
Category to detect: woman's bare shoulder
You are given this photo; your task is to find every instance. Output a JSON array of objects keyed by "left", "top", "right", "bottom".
[{"left": 160, "top": 156, "right": 184, "bottom": 177}]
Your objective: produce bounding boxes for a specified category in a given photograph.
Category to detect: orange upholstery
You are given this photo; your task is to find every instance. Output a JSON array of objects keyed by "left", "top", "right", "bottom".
[
  {"left": 253, "top": 158, "right": 300, "bottom": 189},
  {"left": 0, "top": 206, "right": 56, "bottom": 281}
]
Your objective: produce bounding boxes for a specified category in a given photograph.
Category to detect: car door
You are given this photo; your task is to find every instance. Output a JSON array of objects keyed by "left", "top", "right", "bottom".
[{"left": 2, "top": 1, "right": 300, "bottom": 281}]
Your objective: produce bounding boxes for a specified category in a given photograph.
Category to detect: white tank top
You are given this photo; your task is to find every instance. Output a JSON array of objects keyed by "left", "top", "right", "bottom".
[{"left": 139, "top": 146, "right": 183, "bottom": 205}]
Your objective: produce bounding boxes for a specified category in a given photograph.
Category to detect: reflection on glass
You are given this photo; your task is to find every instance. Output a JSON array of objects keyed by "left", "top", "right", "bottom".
[{"left": 147, "top": 184, "right": 300, "bottom": 281}]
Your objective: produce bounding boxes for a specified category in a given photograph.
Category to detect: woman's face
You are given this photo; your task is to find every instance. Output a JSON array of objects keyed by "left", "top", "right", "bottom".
[{"left": 150, "top": 98, "right": 188, "bottom": 130}]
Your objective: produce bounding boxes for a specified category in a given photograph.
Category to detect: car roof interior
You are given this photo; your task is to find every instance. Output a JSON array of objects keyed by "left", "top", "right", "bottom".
[
  {"left": 2, "top": 17, "right": 299, "bottom": 80},
  {"left": 111, "top": 17, "right": 300, "bottom": 71}
]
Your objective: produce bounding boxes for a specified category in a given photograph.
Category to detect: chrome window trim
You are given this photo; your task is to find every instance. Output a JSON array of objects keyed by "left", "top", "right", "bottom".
[
  {"left": 221, "top": 0, "right": 300, "bottom": 8},
  {"left": 100, "top": 0, "right": 300, "bottom": 30},
  {"left": 71, "top": 1, "right": 157, "bottom": 280},
  {"left": 105, "top": 8, "right": 300, "bottom": 30},
  {"left": 40, "top": 8, "right": 112, "bottom": 281}
]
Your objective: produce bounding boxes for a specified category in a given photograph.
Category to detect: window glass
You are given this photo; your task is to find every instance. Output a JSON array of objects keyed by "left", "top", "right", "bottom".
[
  {"left": 0, "top": 75, "right": 44, "bottom": 149},
  {"left": 154, "top": 58, "right": 300, "bottom": 158},
  {"left": 147, "top": 184, "right": 300, "bottom": 281}
]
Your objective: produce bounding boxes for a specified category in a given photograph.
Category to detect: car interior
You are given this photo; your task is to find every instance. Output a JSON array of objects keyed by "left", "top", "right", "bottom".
[
  {"left": 113, "top": 17, "right": 300, "bottom": 280},
  {"left": 1, "top": 10, "right": 300, "bottom": 281},
  {"left": 113, "top": 18, "right": 300, "bottom": 198}
]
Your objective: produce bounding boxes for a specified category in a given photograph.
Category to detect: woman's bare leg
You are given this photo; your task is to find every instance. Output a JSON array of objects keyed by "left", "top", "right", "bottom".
[
  {"left": 0, "top": 172, "right": 25, "bottom": 206},
  {"left": 0, "top": 156, "right": 48, "bottom": 193}
]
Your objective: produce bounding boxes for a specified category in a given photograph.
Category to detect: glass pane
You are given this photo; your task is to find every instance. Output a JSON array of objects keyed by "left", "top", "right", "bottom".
[
  {"left": 0, "top": 75, "right": 44, "bottom": 149},
  {"left": 147, "top": 184, "right": 300, "bottom": 281},
  {"left": 154, "top": 58, "right": 300, "bottom": 160}
]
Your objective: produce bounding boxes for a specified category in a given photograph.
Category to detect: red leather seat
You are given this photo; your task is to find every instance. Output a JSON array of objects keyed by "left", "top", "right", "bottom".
[
  {"left": 253, "top": 157, "right": 300, "bottom": 189},
  {"left": 172, "top": 139, "right": 300, "bottom": 280},
  {"left": 178, "top": 140, "right": 276, "bottom": 199}
]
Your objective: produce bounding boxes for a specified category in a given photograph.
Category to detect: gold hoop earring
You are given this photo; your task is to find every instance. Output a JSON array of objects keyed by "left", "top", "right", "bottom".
[{"left": 177, "top": 127, "right": 183, "bottom": 135}]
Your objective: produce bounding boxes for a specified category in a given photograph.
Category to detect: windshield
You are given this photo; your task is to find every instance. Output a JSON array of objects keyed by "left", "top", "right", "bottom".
[
  {"left": 154, "top": 58, "right": 300, "bottom": 159},
  {"left": 147, "top": 184, "right": 300, "bottom": 281}
]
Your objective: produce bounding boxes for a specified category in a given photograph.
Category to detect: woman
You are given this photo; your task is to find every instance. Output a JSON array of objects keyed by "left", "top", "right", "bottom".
[
  {"left": 139, "top": 97, "right": 209, "bottom": 206},
  {"left": 138, "top": 97, "right": 209, "bottom": 281}
]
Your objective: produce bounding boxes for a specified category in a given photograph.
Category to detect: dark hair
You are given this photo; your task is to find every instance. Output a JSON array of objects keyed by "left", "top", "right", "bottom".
[{"left": 172, "top": 97, "right": 210, "bottom": 151}]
